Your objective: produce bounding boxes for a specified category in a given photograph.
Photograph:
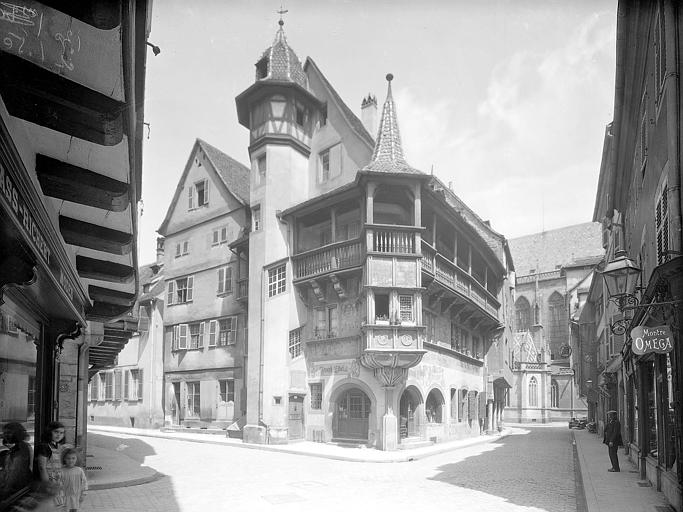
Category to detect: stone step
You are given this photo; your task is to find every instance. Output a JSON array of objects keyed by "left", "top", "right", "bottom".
[{"left": 398, "top": 438, "right": 434, "bottom": 450}]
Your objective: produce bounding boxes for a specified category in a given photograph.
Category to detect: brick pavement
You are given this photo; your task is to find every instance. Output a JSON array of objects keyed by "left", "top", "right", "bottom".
[{"left": 81, "top": 425, "right": 584, "bottom": 512}]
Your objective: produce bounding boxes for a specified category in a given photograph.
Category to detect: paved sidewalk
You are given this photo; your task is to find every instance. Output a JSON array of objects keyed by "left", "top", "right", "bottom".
[
  {"left": 85, "top": 424, "right": 511, "bottom": 488},
  {"left": 573, "top": 428, "right": 673, "bottom": 512}
]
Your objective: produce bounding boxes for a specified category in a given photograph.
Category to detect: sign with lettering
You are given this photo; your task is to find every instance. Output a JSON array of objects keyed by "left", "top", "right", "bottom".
[
  {"left": 310, "top": 359, "right": 360, "bottom": 379},
  {"left": 630, "top": 325, "right": 674, "bottom": 355},
  {"left": 1, "top": 154, "right": 81, "bottom": 313}
]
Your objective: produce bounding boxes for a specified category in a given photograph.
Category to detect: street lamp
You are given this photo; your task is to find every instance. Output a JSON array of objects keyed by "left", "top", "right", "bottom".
[
  {"left": 601, "top": 250, "right": 641, "bottom": 312},
  {"left": 600, "top": 250, "right": 681, "bottom": 335}
]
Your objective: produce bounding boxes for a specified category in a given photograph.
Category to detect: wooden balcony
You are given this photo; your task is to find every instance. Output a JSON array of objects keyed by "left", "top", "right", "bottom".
[
  {"left": 293, "top": 238, "right": 364, "bottom": 280},
  {"left": 421, "top": 241, "right": 500, "bottom": 320},
  {"left": 367, "top": 224, "right": 420, "bottom": 254}
]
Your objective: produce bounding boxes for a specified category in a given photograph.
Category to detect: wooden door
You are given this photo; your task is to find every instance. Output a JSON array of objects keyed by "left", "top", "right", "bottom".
[
  {"left": 288, "top": 394, "right": 304, "bottom": 440},
  {"left": 335, "top": 389, "right": 370, "bottom": 440}
]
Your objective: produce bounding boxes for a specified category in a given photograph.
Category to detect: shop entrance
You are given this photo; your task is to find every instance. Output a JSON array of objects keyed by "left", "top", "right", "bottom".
[
  {"left": 399, "top": 386, "right": 422, "bottom": 439},
  {"left": 334, "top": 388, "right": 371, "bottom": 440}
]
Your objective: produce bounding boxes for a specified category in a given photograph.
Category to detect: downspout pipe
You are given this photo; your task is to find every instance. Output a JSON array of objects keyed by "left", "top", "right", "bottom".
[{"left": 607, "top": 1, "right": 628, "bottom": 221}]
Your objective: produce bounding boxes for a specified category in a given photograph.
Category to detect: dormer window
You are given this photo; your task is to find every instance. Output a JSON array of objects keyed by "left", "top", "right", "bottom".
[{"left": 256, "top": 56, "right": 269, "bottom": 79}]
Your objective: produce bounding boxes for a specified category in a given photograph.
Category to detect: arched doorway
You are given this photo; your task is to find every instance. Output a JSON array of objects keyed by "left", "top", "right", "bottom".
[
  {"left": 399, "top": 386, "right": 422, "bottom": 439},
  {"left": 334, "top": 388, "right": 371, "bottom": 440}
]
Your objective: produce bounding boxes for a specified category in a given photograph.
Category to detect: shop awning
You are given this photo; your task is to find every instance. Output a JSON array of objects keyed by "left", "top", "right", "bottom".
[{"left": 0, "top": 1, "right": 151, "bottom": 368}]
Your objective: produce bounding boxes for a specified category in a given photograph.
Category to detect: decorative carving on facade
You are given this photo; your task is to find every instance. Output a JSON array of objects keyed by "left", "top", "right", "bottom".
[
  {"left": 310, "top": 279, "right": 325, "bottom": 302},
  {"left": 373, "top": 366, "right": 407, "bottom": 387},
  {"left": 329, "top": 273, "right": 346, "bottom": 300},
  {"left": 399, "top": 334, "right": 414, "bottom": 347}
]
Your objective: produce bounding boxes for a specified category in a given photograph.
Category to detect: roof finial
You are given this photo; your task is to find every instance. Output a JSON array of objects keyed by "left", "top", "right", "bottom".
[{"left": 277, "top": 4, "right": 288, "bottom": 27}]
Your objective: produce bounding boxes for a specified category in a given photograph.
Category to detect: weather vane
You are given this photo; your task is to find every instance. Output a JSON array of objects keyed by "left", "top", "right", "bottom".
[{"left": 277, "top": 4, "right": 288, "bottom": 26}]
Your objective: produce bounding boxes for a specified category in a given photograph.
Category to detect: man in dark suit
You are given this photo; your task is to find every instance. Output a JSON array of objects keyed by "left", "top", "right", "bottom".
[{"left": 603, "top": 410, "right": 623, "bottom": 472}]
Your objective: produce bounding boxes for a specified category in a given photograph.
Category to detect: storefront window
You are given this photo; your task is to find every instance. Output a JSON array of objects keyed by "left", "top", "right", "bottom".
[
  {"left": 0, "top": 302, "right": 39, "bottom": 441},
  {"left": 664, "top": 354, "right": 676, "bottom": 470},
  {"left": 645, "top": 361, "right": 658, "bottom": 458}
]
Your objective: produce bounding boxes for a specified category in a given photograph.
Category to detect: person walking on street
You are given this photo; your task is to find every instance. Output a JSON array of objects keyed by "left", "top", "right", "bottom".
[{"left": 603, "top": 410, "right": 623, "bottom": 472}]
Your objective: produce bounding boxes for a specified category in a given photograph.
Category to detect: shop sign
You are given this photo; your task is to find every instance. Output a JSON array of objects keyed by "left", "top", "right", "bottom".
[
  {"left": 630, "top": 325, "right": 674, "bottom": 355},
  {"left": 1, "top": 159, "right": 78, "bottom": 309}
]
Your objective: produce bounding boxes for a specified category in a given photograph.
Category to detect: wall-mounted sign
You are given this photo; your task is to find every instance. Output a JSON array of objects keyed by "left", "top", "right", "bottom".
[{"left": 631, "top": 325, "right": 674, "bottom": 355}]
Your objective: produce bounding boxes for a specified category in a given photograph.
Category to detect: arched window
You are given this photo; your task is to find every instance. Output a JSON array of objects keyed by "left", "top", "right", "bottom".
[
  {"left": 528, "top": 377, "right": 538, "bottom": 407},
  {"left": 515, "top": 297, "right": 531, "bottom": 332},
  {"left": 551, "top": 379, "right": 559, "bottom": 408},
  {"left": 425, "top": 389, "right": 444, "bottom": 423},
  {"left": 547, "top": 292, "right": 567, "bottom": 353}
]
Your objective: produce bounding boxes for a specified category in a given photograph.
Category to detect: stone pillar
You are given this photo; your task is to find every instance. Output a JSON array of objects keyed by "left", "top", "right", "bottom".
[
  {"left": 382, "top": 386, "right": 398, "bottom": 451},
  {"left": 487, "top": 399, "right": 494, "bottom": 433}
]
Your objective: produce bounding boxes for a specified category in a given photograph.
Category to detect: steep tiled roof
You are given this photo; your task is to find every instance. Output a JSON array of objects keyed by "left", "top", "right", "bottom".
[
  {"left": 509, "top": 222, "right": 604, "bottom": 276},
  {"left": 256, "top": 21, "right": 308, "bottom": 89},
  {"left": 197, "top": 139, "right": 250, "bottom": 205},
  {"left": 363, "top": 74, "right": 422, "bottom": 175},
  {"left": 304, "top": 58, "right": 374, "bottom": 149}
]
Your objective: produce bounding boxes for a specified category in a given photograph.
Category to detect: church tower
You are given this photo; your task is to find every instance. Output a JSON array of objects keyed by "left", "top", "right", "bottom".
[{"left": 235, "top": 19, "right": 325, "bottom": 443}]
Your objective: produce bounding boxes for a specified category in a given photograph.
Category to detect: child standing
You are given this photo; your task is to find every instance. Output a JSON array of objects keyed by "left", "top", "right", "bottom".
[{"left": 57, "top": 448, "right": 87, "bottom": 511}]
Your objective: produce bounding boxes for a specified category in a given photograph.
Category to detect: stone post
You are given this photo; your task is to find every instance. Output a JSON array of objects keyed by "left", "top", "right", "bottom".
[{"left": 382, "top": 386, "right": 398, "bottom": 451}]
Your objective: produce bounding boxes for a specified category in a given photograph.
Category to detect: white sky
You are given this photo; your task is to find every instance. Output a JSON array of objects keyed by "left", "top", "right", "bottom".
[{"left": 138, "top": 0, "right": 617, "bottom": 265}]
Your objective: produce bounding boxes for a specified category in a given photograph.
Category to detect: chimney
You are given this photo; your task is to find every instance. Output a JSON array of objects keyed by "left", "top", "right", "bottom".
[
  {"left": 448, "top": 181, "right": 453, "bottom": 190},
  {"left": 156, "top": 236, "right": 165, "bottom": 264},
  {"left": 361, "top": 93, "right": 377, "bottom": 137}
]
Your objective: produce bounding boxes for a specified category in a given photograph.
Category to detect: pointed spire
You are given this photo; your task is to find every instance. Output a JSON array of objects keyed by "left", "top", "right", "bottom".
[{"left": 363, "top": 74, "right": 421, "bottom": 174}]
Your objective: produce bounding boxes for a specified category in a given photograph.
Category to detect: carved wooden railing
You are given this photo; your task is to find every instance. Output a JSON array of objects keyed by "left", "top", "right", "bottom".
[
  {"left": 293, "top": 238, "right": 364, "bottom": 280},
  {"left": 421, "top": 241, "right": 500, "bottom": 319},
  {"left": 369, "top": 225, "right": 418, "bottom": 254}
]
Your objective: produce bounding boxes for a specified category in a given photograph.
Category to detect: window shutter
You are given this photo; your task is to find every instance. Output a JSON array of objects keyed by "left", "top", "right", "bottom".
[
  {"left": 188, "top": 186, "right": 194, "bottom": 209},
  {"left": 137, "top": 369, "right": 143, "bottom": 402},
  {"left": 221, "top": 227, "right": 227, "bottom": 243},
  {"left": 114, "top": 370, "right": 122, "bottom": 401},
  {"left": 167, "top": 281, "right": 175, "bottom": 305},
  {"left": 229, "top": 317, "right": 237, "bottom": 345},
  {"left": 204, "top": 179, "right": 210, "bottom": 204},
  {"left": 226, "top": 267, "right": 233, "bottom": 293},
  {"left": 124, "top": 370, "right": 130, "bottom": 400},
  {"left": 172, "top": 325, "right": 178, "bottom": 351},
  {"left": 209, "top": 320, "right": 217, "bottom": 347},
  {"left": 330, "top": 144, "right": 342, "bottom": 177},
  {"left": 212, "top": 230, "right": 219, "bottom": 245},
  {"left": 179, "top": 324, "right": 188, "bottom": 349},
  {"left": 187, "top": 276, "right": 194, "bottom": 301},
  {"left": 217, "top": 268, "right": 224, "bottom": 294},
  {"left": 199, "top": 322, "right": 205, "bottom": 348}
]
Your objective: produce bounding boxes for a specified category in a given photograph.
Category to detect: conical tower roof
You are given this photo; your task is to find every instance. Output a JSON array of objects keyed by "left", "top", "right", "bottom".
[
  {"left": 363, "top": 74, "right": 422, "bottom": 175},
  {"left": 255, "top": 20, "right": 308, "bottom": 89}
]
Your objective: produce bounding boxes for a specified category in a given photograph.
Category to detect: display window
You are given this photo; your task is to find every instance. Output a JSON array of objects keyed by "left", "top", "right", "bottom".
[
  {"left": 0, "top": 299, "right": 40, "bottom": 440},
  {"left": 664, "top": 353, "right": 676, "bottom": 470},
  {"left": 644, "top": 360, "right": 658, "bottom": 458}
]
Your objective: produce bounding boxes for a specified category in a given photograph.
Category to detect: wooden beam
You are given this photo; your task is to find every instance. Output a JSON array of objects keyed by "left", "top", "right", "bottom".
[
  {"left": 41, "top": 1, "right": 122, "bottom": 29},
  {"left": 37, "top": 155, "right": 130, "bottom": 212},
  {"left": 87, "top": 301, "right": 133, "bottom": 320},
  {"left": 76, "top": 255, "right": 134, "bottom": 283},
  {"left": 0, "top": 53, "right": 124, "bottom": 146},
  {"left": 88, "top": 286, "right": 135, "bottom": 307},
  {"left": 60, "top": 216, "right": 133, "bottom": 255}
]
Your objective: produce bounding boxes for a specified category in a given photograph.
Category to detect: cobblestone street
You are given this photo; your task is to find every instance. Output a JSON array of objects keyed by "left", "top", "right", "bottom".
[{"left": 82, "top": 425, "right": 577, "bottom": 512}]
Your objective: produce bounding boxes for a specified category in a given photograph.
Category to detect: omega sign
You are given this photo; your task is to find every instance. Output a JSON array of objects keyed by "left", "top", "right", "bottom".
[{"left": 630, "top": 325, "right": 674, "bottom": 355}]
